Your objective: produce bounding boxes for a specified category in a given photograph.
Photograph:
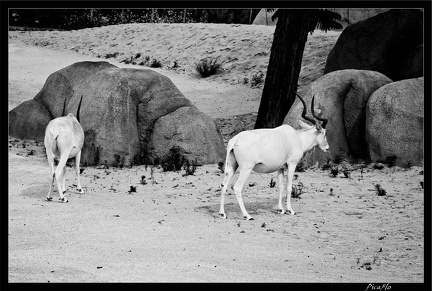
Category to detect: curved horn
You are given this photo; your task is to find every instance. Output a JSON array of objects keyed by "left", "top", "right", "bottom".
[
  {"left": 311, "top": 95, "right": 328, "bottom": 129},
  {"left": 294, "top": 92, "right": 316, "bottom": 125},
  {"left": 76, "top": 95, "right": 83, "bottom": 123}
]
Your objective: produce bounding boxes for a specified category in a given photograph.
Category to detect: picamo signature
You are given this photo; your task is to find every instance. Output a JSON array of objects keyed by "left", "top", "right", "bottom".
[{"left": 365, "top": 283, "right": 391, "bottom": 291}]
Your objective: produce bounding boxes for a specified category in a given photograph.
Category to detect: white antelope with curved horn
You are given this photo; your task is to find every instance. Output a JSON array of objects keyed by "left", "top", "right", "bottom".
[
  {"left": 219, "top": 92, "right": 329, "bottom": 220},
  {"left": 44, "top": 96, "right": 85, "bottom": 202}
]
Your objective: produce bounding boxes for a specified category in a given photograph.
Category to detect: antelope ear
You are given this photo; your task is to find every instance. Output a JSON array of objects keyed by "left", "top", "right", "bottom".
[{"left": 298, "top": 120, "right": 313, "bottom": 129}]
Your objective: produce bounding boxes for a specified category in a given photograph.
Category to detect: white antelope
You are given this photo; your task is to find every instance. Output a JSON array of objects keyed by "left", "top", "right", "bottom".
[
  {"left": 219, "top": 93, "right": 329, "bottom": 220},
  {"left": 44, "top": 96, "right": 85, "bottom": 202}
]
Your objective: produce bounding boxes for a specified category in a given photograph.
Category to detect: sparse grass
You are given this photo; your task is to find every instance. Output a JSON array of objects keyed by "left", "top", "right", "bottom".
[
  {"left": 374, "top": 184, "right": 387, "bottom": 196},
  {"left": 128, "top": 186, "right": 137, "bottom": 194},
  {"left": 195, "top": 58, "right": 222, "bottom": 77}
]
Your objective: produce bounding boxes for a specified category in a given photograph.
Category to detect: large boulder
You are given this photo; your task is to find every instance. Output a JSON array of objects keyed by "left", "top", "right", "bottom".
[
  {"left": 149, "top": 106, "right": 226, "bottom": 164},
  {"left": 324, "top": 9, "right": 423, "bottom": 81},
  {"left": 284, "top": 70, "right": 392, "bottom": 166},
  {"left": 9, "top": 61, "right": 226, "bottom": 166},
  {"left": 9, "top": 99, "right": 52, "bottom": 141},
  {"left": 366, "top": 77, "right": 424, "bottom": 166}
]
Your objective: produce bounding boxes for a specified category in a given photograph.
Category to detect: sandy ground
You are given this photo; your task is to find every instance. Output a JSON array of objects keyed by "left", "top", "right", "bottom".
[{"left": 8, "top": 23, "right": 424, "bottom": 283}]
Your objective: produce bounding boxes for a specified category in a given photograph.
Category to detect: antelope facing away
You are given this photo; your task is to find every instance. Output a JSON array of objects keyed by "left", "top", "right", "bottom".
[
  {"left": 44, "top": 96, "right": 85, "bottom": 202},
  {"left": 219, "top": 93, "right": 329, "bottom": 220}
]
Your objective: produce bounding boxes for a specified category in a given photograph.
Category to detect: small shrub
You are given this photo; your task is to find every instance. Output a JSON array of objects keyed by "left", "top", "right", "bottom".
[
  {"left": 333, "top": 152, "right": 344, "bottom": 164},
  {"left": 420, "top": 181, "right": 423, "bottom": 189},
  {"left": 113, "top": 154, "right": 125, "bottom": 168},
  {"left": 140, "top": 175, "right": 147, "bottom": 185},
  {"left": 243, "top": 77, "right": 249, "bottom": 84},
  {"left": 250, "top": 71, "right": 264, "bottom": 86},
  {"left": 291, "top": 182, "right": 304, "bottom": 199},
  {"left": 161, "top": 146, "right": 184, "bottom": 172},
  {"left": 134, "top": 53, "right": 141, "bottom": 59},
  {"left": 330, "top": 166, "right": 339, "bottom": 178},
  {"left": 183, "top": 159, "right": 198, "bottom": 176},
  {"left": 128, "top": 186, "right": 137, "bottom": 194},
  {"left": 195, "top": 58, "right": 222, "bottom": 77},
  {"left": 295, "top": 161, "right": 306, "bottom": 172},
  {"left": 321, "top": 157, "right": 332, "bottom": 170},
  {"left": 171, "top": 60, "right": 179, "bottom": 69},
  {"left": 145, "top": 55, "right": 150, "bottom": 61},
  {"left": 385, "top": 155, "right": 397, "bottom": 167},
  {"left": 149, "top": 58, "right": 162, "bottom": 68},
  {"left": 105, "top": 52, "right": 119, "bottom": 59},
  {"left": 374, "top": 184, "right": 386, "bottom": 196},
  {"left": 403, "top": 161, "right": 412, "bottom": 169},
  {"left": 269, "top": 178, "right": 276, "bottom": 188}
]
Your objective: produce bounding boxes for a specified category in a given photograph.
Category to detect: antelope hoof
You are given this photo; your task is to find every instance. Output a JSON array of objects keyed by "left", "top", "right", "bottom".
[
  {"left": 59, "top": 197, "right": 68, "bottom": 203},
  {"left": 219, "top": 213, "right": 227, "bottom": 219},
  {"left": 277, "top": 209, "right": 286, "bottom": 214},
  {"left": 287, "top": 210, "right": 296, "bottom": 215},
  {"left": 46, "top": 197, "right": 52, "bottom": 201},
  {"left": 244, "top": 216, "right": 254, "bottom": 221},
  {"left": 77, "top": 188, "right": 86, "bottom": 194}
]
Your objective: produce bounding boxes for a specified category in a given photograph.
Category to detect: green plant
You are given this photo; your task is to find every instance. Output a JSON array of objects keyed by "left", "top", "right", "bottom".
[
  {"left": 269, "top": 178, "right": 276, "bottom": 188},
  {"left": 149, "top": 58, "right": 162, "bottom": 68},
  {"left": 250, "top": 71, "right": 264, "bottom": 86},
  {"left": 333, "top": 151, "right": 344, "bottom": 164},
  {"left": 105, "top": 52, "right": 119, "bottom": 59},
  {"left": 113, "top": 154, "right": 125, "bottom": 168},
  {"left": 330, "top": 166, "right": 339, "bottom": 178},
  {"left": 195, "top": 58, "right": 222, "bottom": 77},
  {"left": 183, "top": 159, "right": 198, "bottom": 176},
  {"left": 128, "top": 186, "right": 137, "bottom": 194},
  {"left": 374, "top": 184, "right": 386, "bottom": 196},
  {"left": 161, "top": 146, "right": 184, "bottom": 172},
  {"left": 321, "top": 157, "right": 332, "bottom": 170},
  {"left": 385, "top": 155, "right": 397, "bottom": 167},
  {"left": 291, "top": 182, "right": 304, "bottom": 199},
  {"left": 295, "top": 161, "right": 305, "bottom": 172}
]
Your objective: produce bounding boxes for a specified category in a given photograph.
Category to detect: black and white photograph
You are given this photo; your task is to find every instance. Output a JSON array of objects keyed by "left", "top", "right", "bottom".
[{"left": 6, "top": 4, "right": 428, "bottom": 284}]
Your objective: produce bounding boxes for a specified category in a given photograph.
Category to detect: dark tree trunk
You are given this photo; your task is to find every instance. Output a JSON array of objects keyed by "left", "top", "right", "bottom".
[{"left": 254, "top": 9, "right": 317, "bottom": 129}]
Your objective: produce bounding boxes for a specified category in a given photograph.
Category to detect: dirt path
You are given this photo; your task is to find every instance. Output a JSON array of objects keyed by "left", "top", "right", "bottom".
[{"left": 8, "top": 45, "right": 424, "bottom": 283}]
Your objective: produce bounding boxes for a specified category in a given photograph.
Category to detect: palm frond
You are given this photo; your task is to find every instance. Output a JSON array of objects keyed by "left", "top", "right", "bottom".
[{"left": 314, "top": 9, "right": 343, "bottom": 32}]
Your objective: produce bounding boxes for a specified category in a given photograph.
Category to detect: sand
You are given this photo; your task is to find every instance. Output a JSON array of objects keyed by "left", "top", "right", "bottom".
[{"left": 8, "top": 23, "right": 424, "bottom": 282}]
